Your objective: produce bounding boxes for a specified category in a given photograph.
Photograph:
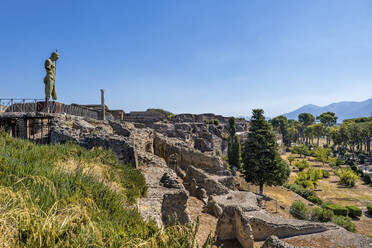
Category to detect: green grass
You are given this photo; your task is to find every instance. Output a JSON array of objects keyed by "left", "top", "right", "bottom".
[{"left": 0, "top": 133, "right": 215, "bottom": 248}]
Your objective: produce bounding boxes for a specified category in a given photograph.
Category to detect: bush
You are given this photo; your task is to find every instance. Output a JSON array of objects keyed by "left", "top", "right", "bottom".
[
  {"left": 294, "top": 168, "right": 324, "bottom": 189},
  {"left": 346, "top": 206, "right": 362, "bottom": 218},
  {"left": 284, "top": 183, "right": 316, "bottom": 199},
  {"left": 308, "top": 195, "right": 323, "bottom": 205},
  {"left": 363, "top": 174, "right": 371, "bottom": 184},
  {"left": 322, "top": 169, "right": 330, "bottom": 178},
  {"left": 290, "top": 145, "right": 310, "bottom": 157},
  {"left": 368, "top": 205, "right": 372, "bottom": 215},
  {"left": 322, "top": 202, "right": 349, "bottom": 216},
  {"left": 332, "top": 216, "right": 356, "bottom": 232},
  {"left": 294, "top": 160, "right": 310, "bottom": 171},
  {"left": 338, "top": 168, "right": 359, "bottom": 187},
  {"left": 290, "top": 200, "right": 309, "bottom": 220},
  {"left": 287, "top": 154, "right": 296, "bottom": 165},
  {"left": 311, "top": 207, "right": 334, "bottom": 222}
]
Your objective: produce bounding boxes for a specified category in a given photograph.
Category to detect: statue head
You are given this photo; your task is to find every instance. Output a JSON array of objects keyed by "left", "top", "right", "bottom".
[{"left": 50, "top": 51, "right": 59, "bottom": 61}]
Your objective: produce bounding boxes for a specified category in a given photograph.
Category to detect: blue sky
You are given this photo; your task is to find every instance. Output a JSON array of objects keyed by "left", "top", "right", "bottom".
[{"left": 1, "top": 0, "right": 372, "bottom": 117}]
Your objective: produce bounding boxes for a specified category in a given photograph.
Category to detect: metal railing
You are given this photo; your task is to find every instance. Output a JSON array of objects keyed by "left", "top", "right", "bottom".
[
  {"left": 0, "top": 98, "right": 100, "bottom": 120},
  {"left": 0, "top": 98, "right": 42, "bottom": 113}
]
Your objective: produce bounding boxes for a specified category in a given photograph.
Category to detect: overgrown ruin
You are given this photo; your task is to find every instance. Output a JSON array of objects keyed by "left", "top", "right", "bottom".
[{"left": 1, "top": 109, "right": 371, "bottom": 248}]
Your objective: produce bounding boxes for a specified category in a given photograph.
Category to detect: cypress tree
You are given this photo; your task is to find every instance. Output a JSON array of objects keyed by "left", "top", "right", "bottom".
[
  {"left": 242, "top": 109, "right": 290, "bottom": 195},
  {"left": 228, "top": 117, "right": 241, "bottom": 169}
]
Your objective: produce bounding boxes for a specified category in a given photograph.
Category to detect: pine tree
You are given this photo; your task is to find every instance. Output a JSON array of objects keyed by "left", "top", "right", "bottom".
[
  {"left": 228, "top": 117, "right": 241, "bottom": 169},
  {"left": 242, "top": 109, "right": 290, "bottom": 195}
]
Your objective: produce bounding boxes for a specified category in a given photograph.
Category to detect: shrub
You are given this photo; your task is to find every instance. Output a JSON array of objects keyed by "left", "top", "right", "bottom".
[
  {"left": 287, "top": 154, "right": 296, "bottom": 165},
  {"left": 295, "top": 168, "right": 324, "bottom": 189},
  {"left": 311, "top": 207, "right": 334, "bottom": 222},
  {"left": 290, "top": 145, "right": 310, "bottom": 157},
  {"left": 294, "top": 160, "right": 310, "bottom": 171},
  {"left": 322, "top": 170, "right": 330, "bottom": 178},
  {"left": 290, "top": 200, "right": 309, "bottom": 220},
  {"left": 338, "top": 168, "right": 359, "bottom": 187},
  {"left": 368, "top": 205, "right": 372, "bottom": 215},
  {"left": 346, "top": 206, "right": 362, "bottom": 218},
  {"left": 312, "top": 146, "right": 331, "bottom": 165},
  {"left": 363, "top": 174, "right": 371, "bottom": 184},
  {"left": 322, "top": 202, "right": 349, "bottom": 216},
  {"left": 308, "top": 195, "right": 323, "bottom": 205},
  {"left": 284, "top": 183, "right": 316, "bottom": 199},
  {"left": 332, "top": 216, "right": 356, "bottom": 232}
]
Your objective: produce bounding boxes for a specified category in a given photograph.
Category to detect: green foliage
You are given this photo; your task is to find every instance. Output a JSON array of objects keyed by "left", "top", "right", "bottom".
[
  {"left": 312, "top": 146, "right": 331, "bottom": 164},
  {"left": 331, "top": 216, "right": 356, "bottom": 232},
  {"left": 308, "top": 196, "right": 323, "bottom": 205},
  {"left": 0, "top": 133, "right": 216, "bottom": 248},
  {"left": 242, "top": 109, "right": 290, "bottom": 194},
  {"left": 287, "top": 154, "right": 296, "bottom": 165},
  {"left": 294, "top": 168, "right": 324, "bottom": 189},
  {"left": 311, "top": 207, "right": 334, "bottom": 222},
  {"left": 284, "top": 183, "right": 316, "bottom": 199},
  {"left": 203, "top": 119, "right": 220, "bottom": 125},
  {"left": 290, "top": 200, "right": 309, "bottom": 220},
  {"left": 317, "top": 112, "right": 338, "bottom": 127},
  {"left": 227, "top": 117, "right": 241, "bottom": 169},
  {"left": 298, "top": 113, "right": 315, "bottom": 126},
  {"left": 228, "top": 117, "right": 237, "bottom": 137},
  {"left": 228, "top": 135, "right": 241, "bottom": 169},
  {"left": 346, "top": 206, "right": 362, "bottom": 218},
  {"left": 294, "top": 160, "right": 309, "bottom": 171},
  {"left": 367, "top": 205, "right": 372, "bottom": 215},
  {"left": 146, "top": 108, "right": 174, "bottom": 119},
  {"left": 337, "top": 168, "right": 359, "bottom": 187},
  {"left": 215, "top": 149, "right": 221, "bottom": 157},
  {"left": 322, "top": 169, "right": 330, "bottom": 178},
  {"left": 290, "top": 144, "right": 310, "bottom": 157},
  {"left": 363, "top": 174, "right": 371, "bottom": 184},
  {"left": 322, "top": 202, "right": 349, "bottom": 216},
  {"left": 270, "top": 115, "right": 291, "bottom": 146}
]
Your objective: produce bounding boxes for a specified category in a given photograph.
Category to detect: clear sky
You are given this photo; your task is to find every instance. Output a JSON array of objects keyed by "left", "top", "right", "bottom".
[{"left": 1, "top": 0, "right": 372, "bottom": 117}]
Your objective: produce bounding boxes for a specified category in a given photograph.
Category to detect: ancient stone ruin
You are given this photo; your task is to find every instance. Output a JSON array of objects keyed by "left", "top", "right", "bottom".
[{"left": 1, "top": 111, "right": 371, "bottom": 248}]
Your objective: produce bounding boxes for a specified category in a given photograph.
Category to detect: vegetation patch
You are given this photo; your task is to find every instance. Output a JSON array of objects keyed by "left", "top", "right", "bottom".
[
  {"left": 0, "top": 133, "right": 214, "bottom": 248},
  {"left": 346, "top": 206, "right": 362, "bottom": 218},
  {"left": 322, "top": 202, "right": 349, "bottom": 216},
  {"left": 336, "top": 168, "right": 359, "bottom": 187}
]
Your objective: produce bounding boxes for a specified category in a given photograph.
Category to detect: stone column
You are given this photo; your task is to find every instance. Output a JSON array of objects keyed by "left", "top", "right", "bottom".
[{"left": 100, "top": 89, "right": 106, "bottom": 121}]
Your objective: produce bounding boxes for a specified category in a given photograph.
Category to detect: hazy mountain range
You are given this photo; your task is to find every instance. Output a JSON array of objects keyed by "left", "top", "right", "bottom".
[{"left": 283, "top": 98, "right": 372, "bottom": 122}]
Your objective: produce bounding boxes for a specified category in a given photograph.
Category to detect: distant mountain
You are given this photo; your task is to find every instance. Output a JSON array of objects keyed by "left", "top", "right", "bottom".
[{"left": 283, "top": 98, "right": 372, "bottom": 122}]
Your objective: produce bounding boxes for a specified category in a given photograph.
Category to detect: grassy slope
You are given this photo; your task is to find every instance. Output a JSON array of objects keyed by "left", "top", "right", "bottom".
[{"left": 0, "top": 133, "right": 213, "bottom": 248}]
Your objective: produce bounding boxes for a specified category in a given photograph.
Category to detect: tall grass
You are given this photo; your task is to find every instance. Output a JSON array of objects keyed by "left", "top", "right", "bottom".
[{"left": 0, "top": 133, "right": 215, "bottom": 248}]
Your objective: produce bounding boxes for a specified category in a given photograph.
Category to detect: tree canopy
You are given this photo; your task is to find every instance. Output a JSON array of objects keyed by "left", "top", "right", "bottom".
[
  {"left": 242, "top": 109, "right": 290, "bottom": 195},
  {"left": 317, "top": 112, "right": 338, "bottom": 126}
]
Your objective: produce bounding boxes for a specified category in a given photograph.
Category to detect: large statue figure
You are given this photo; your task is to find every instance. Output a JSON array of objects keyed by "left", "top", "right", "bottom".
[{"left": 43, "top": 51, "right": 59, "bottom": 111}]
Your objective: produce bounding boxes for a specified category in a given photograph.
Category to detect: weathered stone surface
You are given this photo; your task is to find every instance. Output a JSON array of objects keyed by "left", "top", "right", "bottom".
[
  {"left": 72, "top": 119, "right": 95, "bottom": 131},
  {"left": 50, "top": 115, "right": 137, "bottom": 166},
  {"left": 216, "top": 206, "right": 254, "bottom": 248},
  {"left": 137, "top": 152, "right": 191, "bottom": 227},
  {"left": 243, "top": 210, "right": 335, "bottom": 241},
  {"left": 184, "top": 166, "right": 229, "bottom": 195},
  {"left": 153, "top": 134, "right": 227, "bottom": 174},
  {"left": 160, "top": 172, "right": 181, "bottom": 189},
  {"left": 261, "top": 235, "right": 304, "bottom": 248},
  {"left": 109, "top": 120, "right": 131, "bottom": 137}
]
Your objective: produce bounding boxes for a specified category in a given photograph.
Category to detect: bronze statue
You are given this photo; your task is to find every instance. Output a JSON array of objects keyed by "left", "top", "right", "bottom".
[{"left": 43, "top": 51, "right": 59, "bottom": 111}]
